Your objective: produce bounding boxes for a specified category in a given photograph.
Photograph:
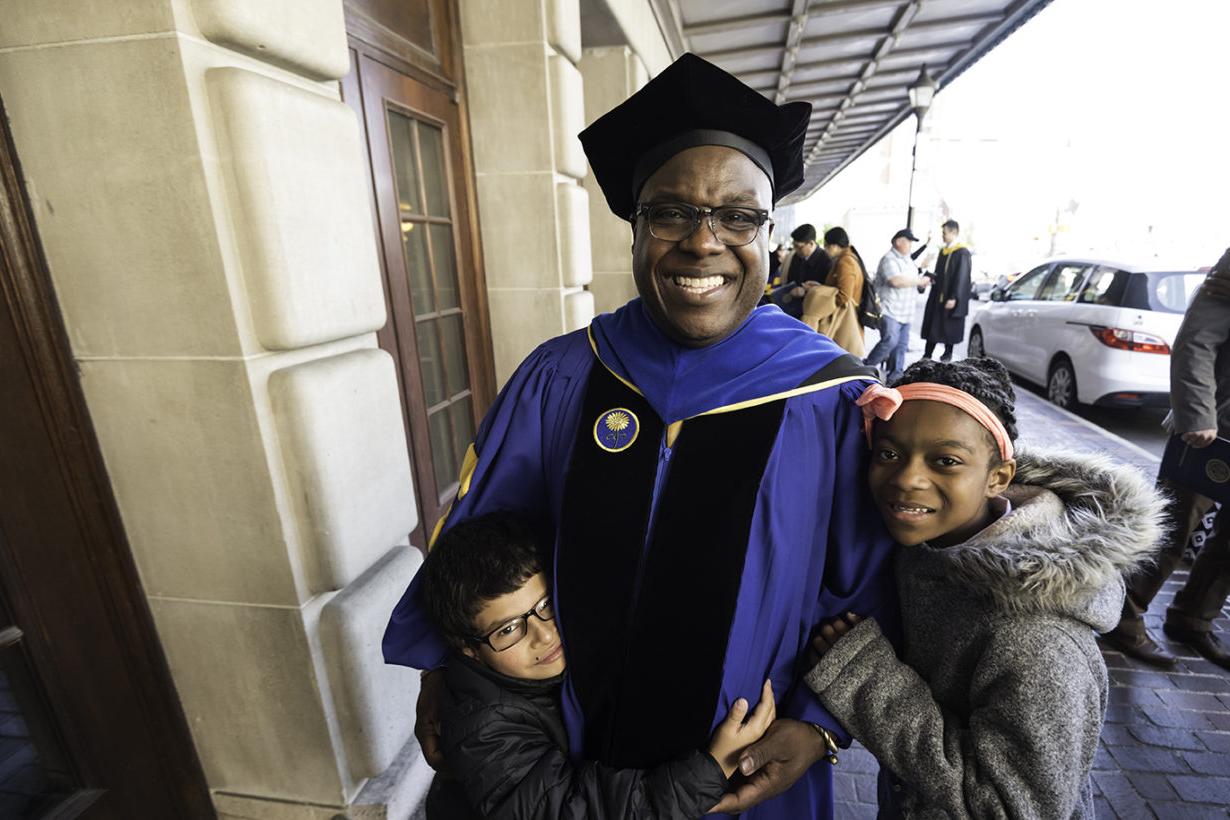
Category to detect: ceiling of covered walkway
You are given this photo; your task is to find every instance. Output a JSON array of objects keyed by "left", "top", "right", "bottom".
[{"left": 659, "top": 0, "right": 1054, "bottom": 203}]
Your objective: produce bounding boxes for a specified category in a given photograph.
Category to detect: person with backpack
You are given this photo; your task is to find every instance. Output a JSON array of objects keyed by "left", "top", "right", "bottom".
[
  {"left": 799, "top": 227, "right": 872, "bottom": 355},
  {"left": 864, "top": 228, "right": 931, "bottom": 382},
  {"left": 822, "top": 227, "right": 863, "bottom": 309}
]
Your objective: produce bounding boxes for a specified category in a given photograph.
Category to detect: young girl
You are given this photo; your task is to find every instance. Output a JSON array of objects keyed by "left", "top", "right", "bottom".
[{"left": 805, "top": 358, "right": 1163, "bottom": 818}]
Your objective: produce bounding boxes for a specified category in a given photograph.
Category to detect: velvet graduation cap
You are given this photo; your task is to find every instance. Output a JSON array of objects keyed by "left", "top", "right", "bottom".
[{"left": 579, "top": 52, "right": 812, "bottom": 219}]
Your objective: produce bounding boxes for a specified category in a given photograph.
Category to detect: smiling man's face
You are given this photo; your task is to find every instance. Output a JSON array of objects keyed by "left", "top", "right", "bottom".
[{"left": 631, "top": 145, "right": 771, "bottom": 347}]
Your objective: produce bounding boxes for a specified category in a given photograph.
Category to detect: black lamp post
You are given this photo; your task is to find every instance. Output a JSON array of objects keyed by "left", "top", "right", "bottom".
[{"left": 906, "top": 67, "right": 938, "bottom": 232}]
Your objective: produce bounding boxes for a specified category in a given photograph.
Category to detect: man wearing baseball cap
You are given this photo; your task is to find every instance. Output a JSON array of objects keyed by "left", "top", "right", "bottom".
[{"left": 864, "top": 228, "right": 930, "bottom": 381}]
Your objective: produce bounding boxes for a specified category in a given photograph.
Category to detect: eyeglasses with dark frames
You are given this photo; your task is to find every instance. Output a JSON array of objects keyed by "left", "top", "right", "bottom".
[
  {"left": 469, "top": 594, "right": 556, "bottom": 652},
  {"left": 633, "top": 202, "right": 770, "bottom": 247}
]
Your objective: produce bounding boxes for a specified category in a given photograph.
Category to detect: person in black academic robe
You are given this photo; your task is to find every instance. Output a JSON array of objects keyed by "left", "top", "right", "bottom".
[
  {"left": 921, "top": 219, "right": 972, "bottom": 360},
  {"left": 386, "top": 53, "right": 899, "bottom": 820}
]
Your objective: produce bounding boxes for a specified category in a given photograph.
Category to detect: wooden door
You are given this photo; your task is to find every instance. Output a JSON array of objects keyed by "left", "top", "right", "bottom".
[
  {"left": 341, "top": 0, "right": 495, "bottom": 543},
  {"left": 0, "top": 101, "right": 212, "bottom": 819}
]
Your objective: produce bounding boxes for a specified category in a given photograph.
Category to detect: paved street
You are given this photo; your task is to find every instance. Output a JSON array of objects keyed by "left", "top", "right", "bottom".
[
  {"left": 1011, "top": 378, "right": 1170, "bottom": 461},
  {"left": 832, "top": 365, "right": 1230, "bottom": 818}
]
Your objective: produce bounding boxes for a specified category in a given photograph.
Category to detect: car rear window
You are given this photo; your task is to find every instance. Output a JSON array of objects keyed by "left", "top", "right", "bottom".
[
  {"left": 1122, "top": 271, "right": 1205, "bottom": 313},
  {"left": 1078, "top": 266, "right": 1128, "bottom": 305}
]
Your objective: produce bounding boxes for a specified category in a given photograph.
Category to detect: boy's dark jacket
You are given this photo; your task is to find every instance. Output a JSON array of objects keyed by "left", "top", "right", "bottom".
[{"left": 427, "top": 653, "right": 727, "bottom": 819}]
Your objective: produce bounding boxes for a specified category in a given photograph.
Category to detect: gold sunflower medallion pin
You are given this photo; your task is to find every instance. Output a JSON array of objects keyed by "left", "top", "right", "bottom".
[{"left": 594, "top": 408, "right": 639, "bottom": 453}]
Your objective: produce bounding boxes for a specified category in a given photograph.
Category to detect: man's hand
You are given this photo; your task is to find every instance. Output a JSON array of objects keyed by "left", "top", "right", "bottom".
[
  {"left": 802, "top": 280, "right": 821, "bottom": 289},
  {"left": 789, "top": 286, "right": 805, "bottom": 299},
  {"left": 945, "top": 298, "right": 957, "bottom": 309},
  {"left": 1201, "top": 276, "right": 1230, "bottom": 302},
  {"left": 708, "top": 719, "right": 825, "bottom": 813},
  {"left": 1181, "top": 429, "right": 1219, "bottom": 448},
  {"left": 416, "top": 668, "right": 448, "bottom": 772}
]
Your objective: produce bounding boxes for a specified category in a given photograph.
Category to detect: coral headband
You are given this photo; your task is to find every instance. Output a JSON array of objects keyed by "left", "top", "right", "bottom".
[{"left": 855, "top": 383, "right": 1015, "bottom": 460}]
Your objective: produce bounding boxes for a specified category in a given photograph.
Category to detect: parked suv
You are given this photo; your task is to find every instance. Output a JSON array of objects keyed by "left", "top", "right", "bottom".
[{"left": 968, "top": 259, "right": 1204, "bottom": 409}]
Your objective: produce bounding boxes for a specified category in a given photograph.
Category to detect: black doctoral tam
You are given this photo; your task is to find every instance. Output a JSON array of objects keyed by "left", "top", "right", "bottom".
[{"left": 579, "top": 52, "right": 812, "bottom": 218}]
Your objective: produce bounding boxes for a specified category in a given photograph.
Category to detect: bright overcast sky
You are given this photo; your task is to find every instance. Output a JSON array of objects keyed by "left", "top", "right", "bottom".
[{"left": 797, "top": 0, "right": 1230, "bottom": 273}]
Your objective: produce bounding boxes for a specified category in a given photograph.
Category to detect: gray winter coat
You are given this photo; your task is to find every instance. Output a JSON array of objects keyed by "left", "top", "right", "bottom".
[{"left": 806, "top": 450, "right": 1164, "bottom": 819}]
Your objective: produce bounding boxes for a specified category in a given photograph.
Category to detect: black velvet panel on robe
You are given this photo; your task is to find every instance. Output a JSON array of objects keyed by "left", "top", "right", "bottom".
[{"left": 557, "top": 362, "right": 786, "bottom": 767}]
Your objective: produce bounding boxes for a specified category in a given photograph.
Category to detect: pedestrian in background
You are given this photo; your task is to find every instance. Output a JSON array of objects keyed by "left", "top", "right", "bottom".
[
  {"left": 921, "top": 219, "right": 972, "bottom": 361},
  {"left": 773, "top": 223, "right": 829, "bottom": 319},
  {"left": 864, "top": 228, "right": 930, "bottom": 382},
  {"left": 798, "top": 227, "right": 867, "bottom": 355},
  {"left": 820, "top": 226, "right": 865, "bottom": 310},
  {"left": 1103, "top": 247, "right": 1230, "bottom": 669},
  {"left": 761, "top": 242, "right": 786, "bottom": 305},
  {"left": 768, "top": 241, "right": 783, "bottom": 283}
]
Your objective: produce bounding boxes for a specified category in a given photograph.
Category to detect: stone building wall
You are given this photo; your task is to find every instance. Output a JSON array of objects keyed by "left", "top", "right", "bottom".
[
  {"left": 459, "top": 0, "right": 594, "bottom": 385},
  {"left": 578, "top": 45, "right": 647, "bottom": 315},
  {"left": 0, "top": 0, "right": 678, "bottom": 815},
  {"left": 0, "top": 1, "right": 424, "bottom": 816}
]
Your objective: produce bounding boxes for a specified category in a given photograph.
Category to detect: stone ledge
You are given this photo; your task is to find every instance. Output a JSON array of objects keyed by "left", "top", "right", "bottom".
[
  {"left": 206, "top": 66, "right": 386, "bottom": 351},
  {"left": 190, "top": 0, "right": 349, "bottom": 80}
]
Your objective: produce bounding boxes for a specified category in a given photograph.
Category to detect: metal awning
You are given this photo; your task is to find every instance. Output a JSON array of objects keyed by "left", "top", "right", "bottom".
[{"left": 670, "top": 0, "right": 1054, "bottom": 203}]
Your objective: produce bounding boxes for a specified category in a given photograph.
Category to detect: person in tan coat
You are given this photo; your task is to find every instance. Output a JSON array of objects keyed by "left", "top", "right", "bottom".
[
  {"left": 800, "top": 226, "right": 867, "bottom": 355},
  {"left": 821, "top": 226, "right": 864, "bottom": 310},
  {"left": 799, "top": 285, "right": 865, "bottom": 356}
]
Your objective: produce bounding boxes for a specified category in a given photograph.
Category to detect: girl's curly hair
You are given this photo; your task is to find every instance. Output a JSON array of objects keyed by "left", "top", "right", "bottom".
[{"left": 890, "top": 357, "right": 1019, "bottom": 446}]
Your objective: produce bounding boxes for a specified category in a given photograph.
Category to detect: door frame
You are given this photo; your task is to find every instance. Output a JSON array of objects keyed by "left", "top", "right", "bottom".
[
  {"left": 342, "top": 0, "right": 496, "bottom": 542},
  {"left": 0, "top": 97, "right": 213, "bottom": 819}
]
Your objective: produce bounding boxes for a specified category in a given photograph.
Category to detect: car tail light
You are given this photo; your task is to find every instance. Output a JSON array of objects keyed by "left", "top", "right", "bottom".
[{"left": 1089, "top": 326, "right": 1170, "bottom": 354}]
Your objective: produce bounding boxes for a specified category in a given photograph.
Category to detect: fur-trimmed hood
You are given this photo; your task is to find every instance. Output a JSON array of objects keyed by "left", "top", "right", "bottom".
[{"left": 920, "top": 448, "right": 1166, "bottom": 631}]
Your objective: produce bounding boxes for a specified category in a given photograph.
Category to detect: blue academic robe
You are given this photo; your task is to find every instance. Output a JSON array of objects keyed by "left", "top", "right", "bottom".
[{"left": 385, "top": 300, "right": 898, "bottom": 819}]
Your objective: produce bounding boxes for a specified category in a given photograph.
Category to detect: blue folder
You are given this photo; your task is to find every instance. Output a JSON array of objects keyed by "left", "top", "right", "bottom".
[{"left": 1159, "top": 434, "right": 1230, "bottom": 504}]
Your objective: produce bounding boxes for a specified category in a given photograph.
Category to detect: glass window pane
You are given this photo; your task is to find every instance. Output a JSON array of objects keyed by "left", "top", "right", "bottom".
[
  {"left": 450, "top": 397, "right": 475, "bottom": 472},
  {"left": 1040, "top": 265, "right": 1087, "bottom": 302},
  {"left": 416, "top": 320, "right": 446, "bottom": 407},
  {"left": 438, "top": 314, "right": 470, "bottom": 398},
  {"left": 1078, "top": 266, "right": 1129, "bottom": 305},
  {"left": 1149, "top": 272, "right": 1206, "bottom": 312},
  {"left": 361, "top": 3, "right": 435, "bottom": 55},
  {"left": 429, "top": 224, "right": 459, "bottom": 310},
  {"left": 387, "top": 111, "right": 422, "bottom": 217},
  {"left": 402, "top": 221, "right": 435, "bottom": 314},
  {"left": 1007, "top": 267, "right": 1048, "bottom": 301},
  {"left": 419, "top": 123, "right": 450, "bottom": 218},
  {"left": 428, "top": 409, "right": 458, "bottom": 493}
]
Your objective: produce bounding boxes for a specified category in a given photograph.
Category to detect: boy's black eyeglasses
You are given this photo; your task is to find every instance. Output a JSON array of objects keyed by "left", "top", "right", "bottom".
[
  {"left": 470, "top": 595, "right": 556, "bottom": 652},
  {"left": 633, "top": 202, "right": 770, "bottom": 247}
]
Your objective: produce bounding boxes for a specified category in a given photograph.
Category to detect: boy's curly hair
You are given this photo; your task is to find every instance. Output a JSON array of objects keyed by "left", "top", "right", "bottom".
[
  {"left": 890, "top": 357, "right": 1019, "bottom": 452},
  {"left": 419, "top": 512, "right": 546, "bottom": 651}
]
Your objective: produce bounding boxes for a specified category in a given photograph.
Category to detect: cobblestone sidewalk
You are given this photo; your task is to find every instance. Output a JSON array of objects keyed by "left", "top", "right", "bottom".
[{"left": 832, "top": 387, "right": 1230, "bottom": 819}]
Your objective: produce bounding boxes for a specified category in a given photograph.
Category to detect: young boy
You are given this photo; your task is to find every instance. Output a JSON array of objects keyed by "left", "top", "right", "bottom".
[
  {"left": 805, "top": 358, "right": 1164, "bottom": 818},
  {"left": 419, "top": 512, "right": 775, "bottom": 819}
]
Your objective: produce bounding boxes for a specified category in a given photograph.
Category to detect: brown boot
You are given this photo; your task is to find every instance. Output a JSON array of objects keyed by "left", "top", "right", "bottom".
[
  {"left": 1100, "top": 625, "right": 1177, "bottom": 668},
  {"left": 1162, "top": 624, "right": 1230, "bottom": 671}
]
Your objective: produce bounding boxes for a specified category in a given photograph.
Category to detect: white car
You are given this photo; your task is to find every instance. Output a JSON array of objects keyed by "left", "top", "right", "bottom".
[{"left": 968, "top": 260, "right": 1205, "bottom": 410}]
